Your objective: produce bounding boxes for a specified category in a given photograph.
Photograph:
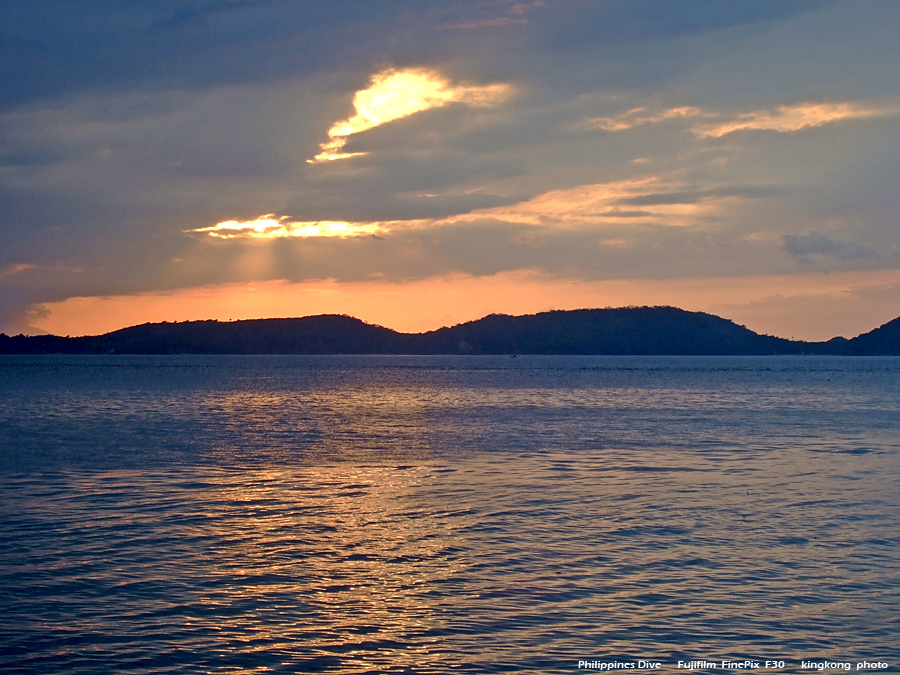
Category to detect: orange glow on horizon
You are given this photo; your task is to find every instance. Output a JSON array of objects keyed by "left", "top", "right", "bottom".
[{"left": 22, "top": 268, "right": 900, "bottom": 342}]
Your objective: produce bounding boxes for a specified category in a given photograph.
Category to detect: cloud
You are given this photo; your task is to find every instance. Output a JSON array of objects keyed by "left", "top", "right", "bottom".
[
  {"left": 4, "top": 1, "right": 900, "bottom": 342},
  {"left": 437, "top": 0, "right": 545, "bottom": 29},
  {"left": 619, "top": 185, "right": 784, "bottom": 206},
  {"left": 587, "top": 106, "right": 704, "bottom": 131},
  {"left": 781, "top": 231, "right": 877, "bottom": 262},
  {"left": 0, "top": 262, "right": 84, "bottom": 279},
  {"left": 0, "top": 2, "right": 460, "bottom": 111},
  {"left": 310, "top": 68, "right": 512, "bottom": 162},
  {"left": 189, "top": 214, "right": 407, "bottom": 239},
  {"left": 439, "top": 16, "right": 529, "bottom": 30},
  {"left": 190, "top": 175, "right": 780, "bottom": 240},
  {"left": 0, "top": 0, "right": 826, "bottom": 113},
  {"left": 0, "top": 263, "right": 38, "bottom": 279},
  {"left": 184, "top": 175, "right": 783, "bottom": 243},
  {"left": 693, "top": 102, "right": 892, "bottom": 138},
  {"left": 586, "top": 101, "right": 895, "bottom": 138},
  {"left": 449, "top": 177, "right": 777, "bottom": 228},
  {"left": 536, "top": 1, "right": 828, "bottom": 52}
]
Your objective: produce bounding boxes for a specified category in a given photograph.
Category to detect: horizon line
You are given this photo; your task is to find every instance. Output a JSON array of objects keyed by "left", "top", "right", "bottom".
[{"left": 4, "top": 305, "right": 897, "bottom": 345}]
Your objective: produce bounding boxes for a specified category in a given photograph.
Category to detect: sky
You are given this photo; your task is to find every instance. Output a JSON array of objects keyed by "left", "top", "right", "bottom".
[{"left": 2, "top": 0, "right": 900, "bottom": 340}]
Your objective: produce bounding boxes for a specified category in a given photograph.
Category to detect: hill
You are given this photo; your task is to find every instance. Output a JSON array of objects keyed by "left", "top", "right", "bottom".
[
  {"left": 412, "top": 307, "right": 797, "bottom": 355},
  {"left": 841, "top": 315, "right": 900, "bottom": 356},
  {"left": 1, "top": 307, "right": 899, "bottom": 355}
]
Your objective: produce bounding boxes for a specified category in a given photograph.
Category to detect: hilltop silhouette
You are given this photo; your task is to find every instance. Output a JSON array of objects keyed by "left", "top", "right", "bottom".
[{"left": 1, "top": 307, "right": 899, "bottom": 355}]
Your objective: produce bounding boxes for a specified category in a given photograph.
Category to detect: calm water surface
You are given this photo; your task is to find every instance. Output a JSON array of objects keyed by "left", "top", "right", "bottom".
[{"left": 0, "top": 356, "right": 898, "bottom": 673}]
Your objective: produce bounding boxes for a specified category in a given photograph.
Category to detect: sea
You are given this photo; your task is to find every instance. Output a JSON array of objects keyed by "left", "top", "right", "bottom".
[{"left": 0, "top": 355, "right": 897, "bottom": 674}]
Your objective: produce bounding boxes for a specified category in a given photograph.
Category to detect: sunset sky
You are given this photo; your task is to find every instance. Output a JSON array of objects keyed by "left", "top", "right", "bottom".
[{"left": 2, "top": 1, "right": 900, "bottom": 340}]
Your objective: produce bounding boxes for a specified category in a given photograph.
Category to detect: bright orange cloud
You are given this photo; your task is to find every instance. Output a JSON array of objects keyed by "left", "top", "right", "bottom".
[
  {"left": 188, "top": 214, "right": 404, "bottom": 239},
  {"left": 310, "top": 67, "right": 511, "bottom": 162}
]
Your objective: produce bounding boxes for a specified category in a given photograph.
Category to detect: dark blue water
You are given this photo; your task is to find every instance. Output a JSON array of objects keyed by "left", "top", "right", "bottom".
[{"left": 1, "top": 356, "right": 898, "bottom": 673}]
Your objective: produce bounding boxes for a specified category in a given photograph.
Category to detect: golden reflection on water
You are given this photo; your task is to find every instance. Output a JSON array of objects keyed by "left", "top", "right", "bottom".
[
  {"left": 166, "top": 465, "right": 475, "bottom": 671},
  {"left": 1, "top": 445, "right": 897, "bottom": 673},
  {"left": 1, "top": 357, "right": 898, "bottom": 672}
]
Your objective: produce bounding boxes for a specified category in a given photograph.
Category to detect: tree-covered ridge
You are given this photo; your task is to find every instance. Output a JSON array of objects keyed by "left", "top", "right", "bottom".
[{"left": 2, "top": 307, "right": 899, "bottom": 355}]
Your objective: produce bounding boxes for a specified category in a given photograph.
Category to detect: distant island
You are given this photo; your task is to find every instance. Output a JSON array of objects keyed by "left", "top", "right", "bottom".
[{"left": 2, "top": 307, "right": 899, "bottom": 355}]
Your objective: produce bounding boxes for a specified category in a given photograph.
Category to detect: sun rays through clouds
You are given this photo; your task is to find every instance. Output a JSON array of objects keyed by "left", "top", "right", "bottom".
[
  {"left": 188, "top": 215, "right": 404, "bottom": 239},
  {"left": 7, "top": 2, "right": 900, "bottom": 340}
]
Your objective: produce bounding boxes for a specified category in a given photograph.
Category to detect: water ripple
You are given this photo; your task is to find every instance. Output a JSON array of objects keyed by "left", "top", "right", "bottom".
[{"left": 0, "top": 356, "right": 898, "bottom": 672}]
